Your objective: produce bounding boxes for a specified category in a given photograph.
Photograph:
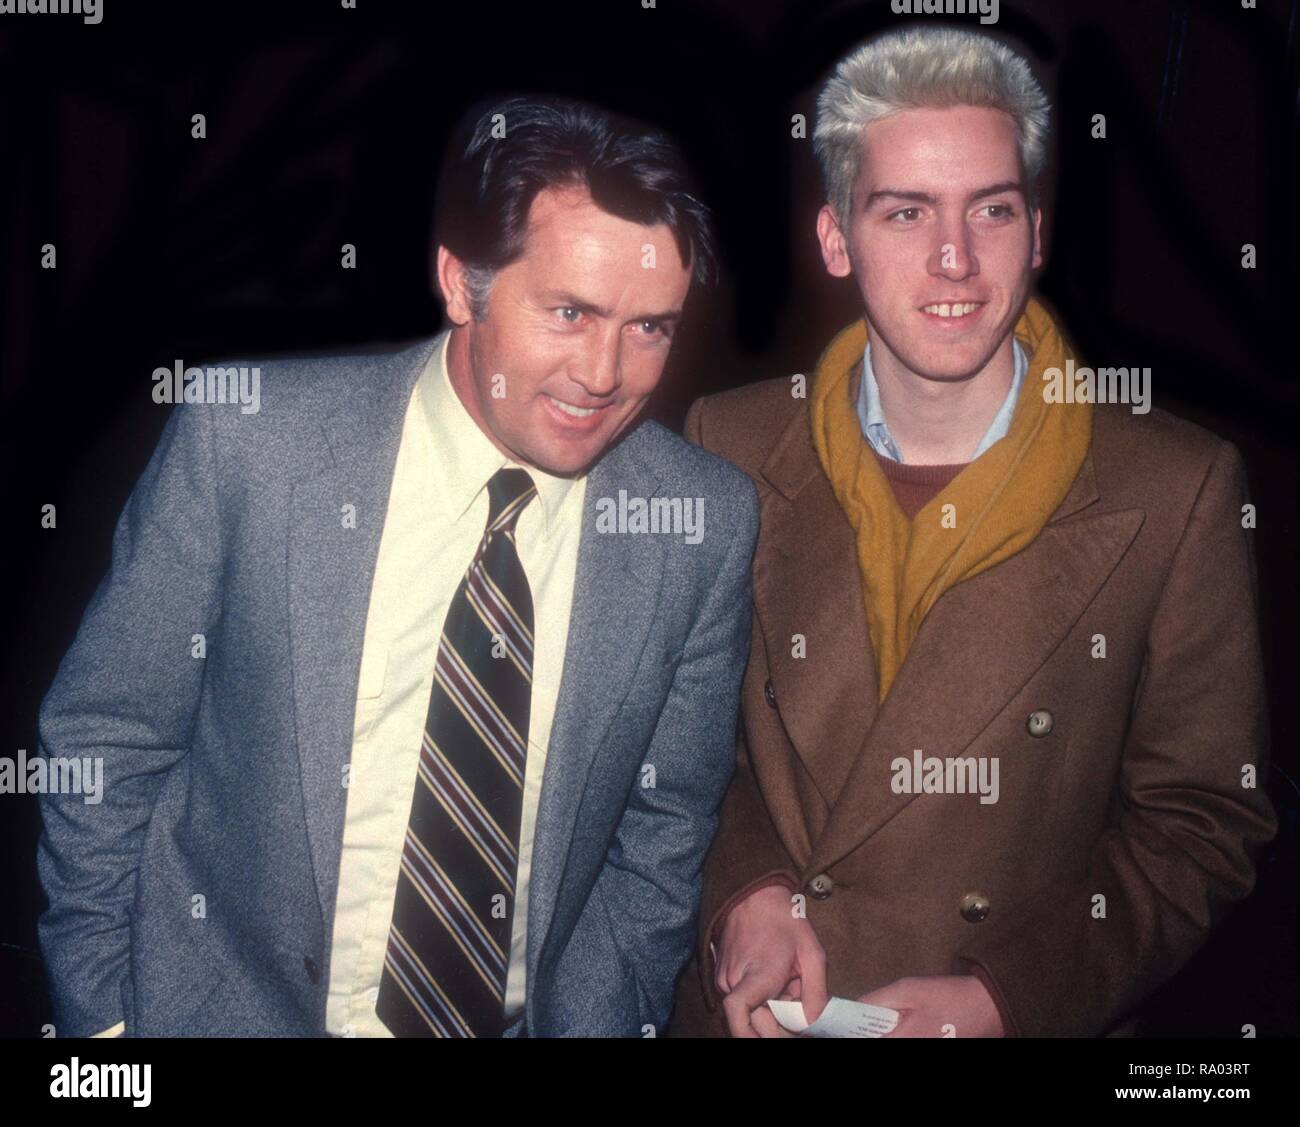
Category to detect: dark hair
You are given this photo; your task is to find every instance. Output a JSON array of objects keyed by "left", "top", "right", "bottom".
[{"left": 435, "top": 95, "right": 716, "bottom": 317}]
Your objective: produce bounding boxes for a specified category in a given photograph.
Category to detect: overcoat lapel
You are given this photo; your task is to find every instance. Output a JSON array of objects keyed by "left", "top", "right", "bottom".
[{"left": 755, "top": 409, "right": 879, "bottom": 807}]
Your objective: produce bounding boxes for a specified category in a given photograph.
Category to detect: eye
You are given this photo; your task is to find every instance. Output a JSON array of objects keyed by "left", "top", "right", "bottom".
[
  {"left": 887, "top": 207, "right": 924, "bottom": 223},
  {"left": 556, "top": 306, "right": 583, "bottom": 324},
  {"left": 635, "top": 319, "right": 670, "bottom": 339},
  {"left": 979, "top": 203, "right": 1016, "bottom": 219}
]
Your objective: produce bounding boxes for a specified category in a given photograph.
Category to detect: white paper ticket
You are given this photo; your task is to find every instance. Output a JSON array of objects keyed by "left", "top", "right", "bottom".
[{"left": 767, "top": 997, "right": 900, "bottom": 1038}]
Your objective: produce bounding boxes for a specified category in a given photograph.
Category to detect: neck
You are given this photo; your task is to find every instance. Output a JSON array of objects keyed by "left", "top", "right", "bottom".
[
  {"left": 869, "top": 332, "right": 1016, "bottom": 465},
  {"left": 445, "top": 324, "right": 516, "bottom": 462}
]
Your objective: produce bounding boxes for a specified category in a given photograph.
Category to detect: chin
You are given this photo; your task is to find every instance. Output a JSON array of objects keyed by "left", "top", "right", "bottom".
[
  {"left": 931, "top": 361, "right": 986, "bottom": 381},
  {"left": 528, "top": 444, "right": 598, "bottom": 477},
  {"left": 910, "top": 346, "right": 992, "bottom": 381}
]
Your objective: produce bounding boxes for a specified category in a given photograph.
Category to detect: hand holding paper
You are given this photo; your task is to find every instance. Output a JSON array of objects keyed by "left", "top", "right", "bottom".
[{"left": 716, "top": 883, "right": 830, "bottom": 1038}]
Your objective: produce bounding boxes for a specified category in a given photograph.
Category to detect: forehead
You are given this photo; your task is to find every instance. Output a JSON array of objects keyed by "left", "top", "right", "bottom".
[
  {"left": 855, "top": 105, "right": 1023, "bottom": 192},
  {"left": 517, "top": 184, "right": 686, "bottom": 273}
]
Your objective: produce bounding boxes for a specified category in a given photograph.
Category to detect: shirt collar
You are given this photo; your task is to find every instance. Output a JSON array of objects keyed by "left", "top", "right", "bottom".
[
  {"left": 856, "top": 342, "right": 904, "bottom": 462},
  {"left": 855, "top": 336, "right": 1027, "bottom": 464},
  {"left": 416, "top": 329, "right": 582, "bottom": 536},
  {"left": 969, "top": 337, "right": 1027, "bottom": 460}
]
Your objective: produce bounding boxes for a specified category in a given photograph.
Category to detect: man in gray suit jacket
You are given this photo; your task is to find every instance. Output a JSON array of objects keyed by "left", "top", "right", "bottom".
[{"left": 35, "top": 96, "right": 757, "bottom": 1038}]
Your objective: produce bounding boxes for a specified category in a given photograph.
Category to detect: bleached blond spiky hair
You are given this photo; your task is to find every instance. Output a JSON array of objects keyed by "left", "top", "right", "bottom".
[{"left": 814, "top": 26, "right": 1051, "bottom": 220}]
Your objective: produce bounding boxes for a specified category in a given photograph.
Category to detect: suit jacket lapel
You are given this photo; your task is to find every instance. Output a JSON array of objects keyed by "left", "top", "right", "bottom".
[
  {"left": 526, "top": 427, "right": 666, "bottom": 999},
  {"left": 287, "top": 337, "right": 438, "bottom": 931},
  {"left": 756, "top": 409, "right": 879, "bottom": 808},
  {"left": 803, "top": 448, "right": 1146, "bottom": 877}
]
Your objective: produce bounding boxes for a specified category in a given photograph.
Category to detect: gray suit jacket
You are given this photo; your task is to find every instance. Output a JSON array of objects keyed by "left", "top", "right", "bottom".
[{"left": 35, "top": 334, "right": 758, "bottom": 1037}]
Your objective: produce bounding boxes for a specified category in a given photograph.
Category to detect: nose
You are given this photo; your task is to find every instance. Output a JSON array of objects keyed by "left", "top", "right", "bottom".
[
  {"left": 928, "top": 218, "right": 979, "bottom": 282},
  {"left": 569, "top": 323, "right": 622, "bottom": 398}
]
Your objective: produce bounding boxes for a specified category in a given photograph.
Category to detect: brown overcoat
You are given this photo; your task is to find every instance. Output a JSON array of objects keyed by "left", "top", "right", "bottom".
[{"left": 669, "top": 376, "right": 1277, "bottom": 1037}]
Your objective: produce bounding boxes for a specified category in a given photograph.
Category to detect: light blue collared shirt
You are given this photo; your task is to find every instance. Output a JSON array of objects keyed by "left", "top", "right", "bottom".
[{"left": 855, "top": 338, "right": 1027, "bottom": 463}]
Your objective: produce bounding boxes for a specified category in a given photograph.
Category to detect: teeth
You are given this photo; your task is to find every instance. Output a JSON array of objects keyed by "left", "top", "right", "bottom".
[
  {"left": 923, "top": 302, "right": 981, "bottom": 317},
  {"left": 547, "top": 394, "right": 597, "bottom": 418}
]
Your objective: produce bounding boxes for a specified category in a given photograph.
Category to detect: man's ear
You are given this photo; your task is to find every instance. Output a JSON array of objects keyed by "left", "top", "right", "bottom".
[
  {"left": 1030, "top": 205, "right": 1043, "bottom": 271},
  {"left": 816, "top": 205, "right": 853, "bottom": 278},
  {"left": 436, "top": 245, "right": 473, "bottom": 326}
]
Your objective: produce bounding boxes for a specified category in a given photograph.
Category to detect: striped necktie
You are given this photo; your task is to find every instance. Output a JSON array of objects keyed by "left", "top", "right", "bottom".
[{"left": 375, "top": 466, "right": 537, "bottom": 1037}]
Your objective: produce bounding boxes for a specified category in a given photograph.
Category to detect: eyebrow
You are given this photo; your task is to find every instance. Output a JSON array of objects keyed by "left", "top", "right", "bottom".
[
  {"left": 862, "top": 181, "right": 1026, "bottom": 210},
  {"left": 539, "top": 291, "right": 683, "bottom": 323}
]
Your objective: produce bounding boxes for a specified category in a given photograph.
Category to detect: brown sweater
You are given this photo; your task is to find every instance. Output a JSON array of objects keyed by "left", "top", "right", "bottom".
[{"left": 870, "top": 447, "right": 967, "bottom": 518}]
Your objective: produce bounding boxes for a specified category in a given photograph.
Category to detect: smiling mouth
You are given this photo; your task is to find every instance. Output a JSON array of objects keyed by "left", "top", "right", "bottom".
[
  {"left": 544, "top": 393, "right": 606, "bottom": 419},
  {"left": 920, "top": 301, "right": 984, "bottom": 319}
]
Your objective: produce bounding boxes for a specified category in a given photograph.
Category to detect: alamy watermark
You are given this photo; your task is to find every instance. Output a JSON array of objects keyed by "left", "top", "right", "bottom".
[
  {"left": 891, "top": 0, "right": 998, "bottom": 26},
  {"left": 594, "top": 490, "right": 705, "bottom": 544},
  {"left": 50, "top": 1058, "right": 150, "bottom": 1107},
  {"left": 1042, "top": 359, "right": 1151, "bottom": 414},
  {"left": 1, "top": 749, "right": 103, "bottom": 804},
  {"left": 891, "top": 748, "right": 1000, "bottom": 804},
  {"left": 0, "top": 0, "right": 102, "bottom": 24},
  {"left": 153, "top": 360, "right": 261, "bottom": 414}
]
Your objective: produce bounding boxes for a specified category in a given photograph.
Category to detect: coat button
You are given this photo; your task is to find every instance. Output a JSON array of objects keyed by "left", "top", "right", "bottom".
[
  {"left": 764, "top": 680, "right": 777, "bottom": 708},
  {"left": 807, "top": 872, "right": 834, "bottom": 900},
  {"left": 303, "top": 955, "right": 321, "bottom": 984},
  {"left": 959, "top": 892, "right": 991, "bottom": 923},
  {"left": 1026, "top": 709, "right": 1054, "bottom": 738}
]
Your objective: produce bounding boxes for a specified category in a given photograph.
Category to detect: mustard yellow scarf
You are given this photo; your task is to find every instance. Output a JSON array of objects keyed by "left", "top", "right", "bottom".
[{"left": 809, "top": 297, "right": 1092, "bottom": 703}]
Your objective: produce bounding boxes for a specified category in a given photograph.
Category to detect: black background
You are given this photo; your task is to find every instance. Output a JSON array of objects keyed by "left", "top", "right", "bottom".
[{"left": 1, "top": 0, "right": 1296, "bottom": 1038}]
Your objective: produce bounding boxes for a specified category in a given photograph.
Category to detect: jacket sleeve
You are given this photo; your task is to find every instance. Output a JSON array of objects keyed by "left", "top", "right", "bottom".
[
  {"left": 593, "top": 472, "right": 758, "bottom": 1034},
  {"left": 953, "top": 439, "right": 1278, "bottom": 1035},
  {"left": 35, "top": 400, "right": 224, "bottom": 1038},
  {"left": 683, "top": 396, "right": 802, "bottom": 1014}
]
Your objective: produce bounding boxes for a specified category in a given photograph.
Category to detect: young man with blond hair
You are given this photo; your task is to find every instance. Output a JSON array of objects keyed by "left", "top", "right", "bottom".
[{"left": 672, "top": 25, "right": 1275, "bottom": 1038}]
